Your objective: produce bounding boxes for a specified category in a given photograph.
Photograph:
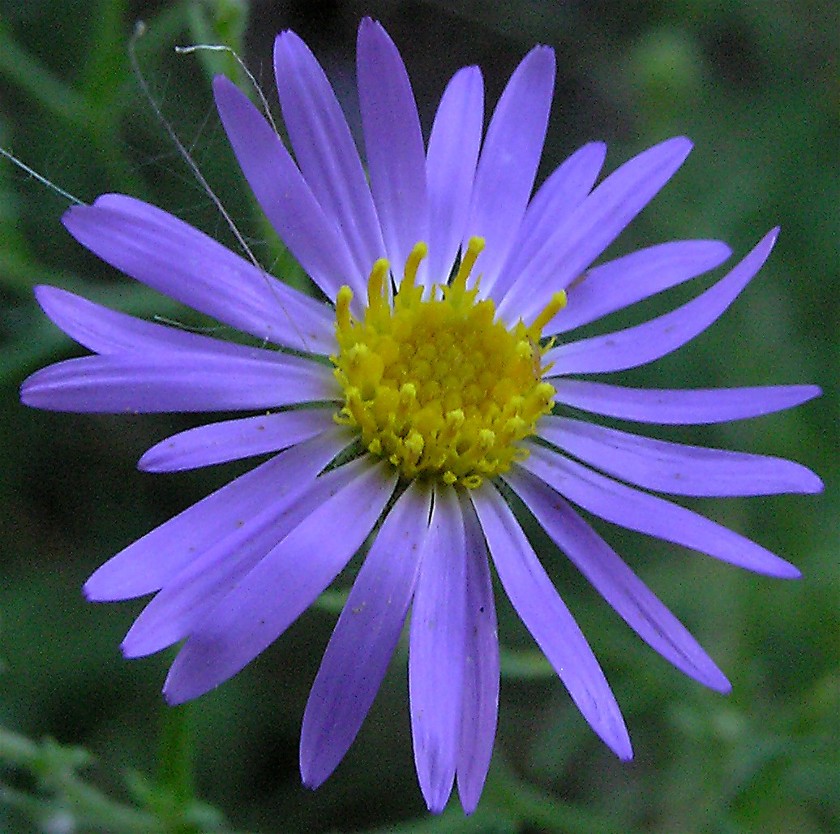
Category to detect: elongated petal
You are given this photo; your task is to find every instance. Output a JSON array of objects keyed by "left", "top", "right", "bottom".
[
  {"left": 499, "top": 137, "right": 692, "bottom": 321},
  {"left": 552, "top": 379, "right": 823, "bottom": 425},
  {"left": 300, "top": 481, "right": 432, "bottom": 788},
  {"left": 62, "top": 196, "right": 335, "bottom": 354},
  {"left": 538, "top": 415, "right": 823, "bottom": 497},
  {"left": 545, "top": 229, "right": 777, "bottom": 374},
  {"left": 357, "top": 18, "right": 427, "bottom": 275},
  {"left": 213, "top": 76, "right": 363, "bottom": 303},
  {"left": 505, "top": 468, "right": 730, "bottom": 691},
  {"left": 522, "top": 443, "right": 801, "bottom": 577},
  {"left": 139, "top": 408, "right": 335, "bottom": 472},
  {"left": 471, "top": 486, "right": 632, "bottom": 759},
  {"left": 426, "top": 66, "right": 484, "bottom": 286},
  {"left": 163, "top": 459, "right": 397, "bottom": 704},
  {"left": 492, "top": 142, "right": 607, "bottom": 301},
  {"left": 467, "top": 45, "right": 556, "bottom": 292},
  {"left": 274, "top": 30, "right": 385, "bottom": 281},
  {"left": 553, "top": 239, "right": 732, "bottom": 334},
  {"left": 21, "top": 351, "right": 335, "bottom": 414},
  {"left": 410, "top": 486, "right": 467, "bottom": 812},
  {"left": 83, "top": 428, "right": 350, "bottom": 600},
  {"left": 122, "top": 447, "right": 363, "bottom": 657},
  {"left": 34, "top": 286, "right": 252, "bottom": 357},
  {"left": 455, "top": 491, "right": 499, "bottom": 814}
]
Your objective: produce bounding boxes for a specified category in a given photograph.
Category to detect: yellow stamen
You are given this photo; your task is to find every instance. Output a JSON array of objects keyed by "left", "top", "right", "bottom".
[
  {"left": 367, "top": 258, "right": 390, "bottom": 312},
  {"left": 399, "top": 242, "right": 429, "bottom": 295},
  {"left": 528, "top": 290, "right": 567, "bottom": 340},
  {"left": 453, "top": 236, "right": 486, "bottom": 289},
  {"left": 335, "top": 285, "right": 353, "bottom": 332},
  {"left": 332, "top": 240, "right": 561, "bottom": 488}
]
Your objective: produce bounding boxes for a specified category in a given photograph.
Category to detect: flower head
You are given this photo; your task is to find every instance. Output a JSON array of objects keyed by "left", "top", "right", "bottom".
[{"left": 21, "top": 18, "right": 822, "bottom": 814}]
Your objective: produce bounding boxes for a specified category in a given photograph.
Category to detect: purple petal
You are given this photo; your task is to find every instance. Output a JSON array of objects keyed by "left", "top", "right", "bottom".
[
  {"left": 553, "top": 239, "right": 732, "bottom": 334},
  {"left": 21, "top": 350, "right": 335, "bottom": 414},
  {"left": 505, "top": 467, "right": 730, "bottom": 692},
  {"left": 538, "top": 415, "right": 823, "bottom": 497},
  {"left": 470, "top": 485, "right": 632, "bottom": 759},
  {"left": 33, "top": 286, "right": 253, "bottom": 357},
  {"left": 163, "top": 459, "right": 398, "bottom": 704},
  {"left": 425, "top": 66, "right": 484, "bottom": 287},
  {"left": 552, "top": 379, "right": 823, "bottom": 424},
  {"left": 139, "top": 408, "right": 335, "bottom": 472},
  {"left": 410, "top": 486, "right": 467, "bottom": 812},
  {"left": 62, "top": 195, "right": 335, "bottom": 354},
  {"left": 499, "top": 137, "right": 693, "bottom": 321},
  {"left": 300, "top": 481, "right": 432, "bottom": 788},
  {"left": 83, "top": 427, "right": 350, "bottom": 601},
  {"left": 522, "top": 443, "right": 801, "bottom": 578},
  {"left": 121, "top": 444, "right": 363, "bottom": 658},
  {"left": 357, "top": 18, "right": 428, "bottom": 276},
  {"left": 213, "top": 76, "right": 363, "bottom": 303},
  {"left": 544, "top": 229, "right": 777, "bottom": 375},
  {"left": 466, "top": 45, "right": 556, "bottom": 292},
  {"left": 274, "top": 30, "right": 385, "bottom": 282},
  {"left": 455, "top": 491, "right": 499, "bottom": 814},
  {"left": 491, "top": 142, "right": 607, "bottom": 301}
]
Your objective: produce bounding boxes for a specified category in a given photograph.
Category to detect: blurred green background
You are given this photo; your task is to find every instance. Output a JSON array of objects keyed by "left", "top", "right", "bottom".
[{"left": 0, "top": 1, "right": 837, "bottom": 832}]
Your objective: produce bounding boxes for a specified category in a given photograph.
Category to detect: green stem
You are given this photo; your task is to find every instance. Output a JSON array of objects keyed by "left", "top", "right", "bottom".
[
  {"left": 157, "top": 703, "right": 195, "bottom": 808},
  {"left": 81, "top": 0, "right": 131, "bottom": 107}
]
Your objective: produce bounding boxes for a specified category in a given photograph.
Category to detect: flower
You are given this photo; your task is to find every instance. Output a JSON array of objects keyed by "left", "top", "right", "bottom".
[{"left": 21, "top": 17, "right": 822, "bottom": 814}]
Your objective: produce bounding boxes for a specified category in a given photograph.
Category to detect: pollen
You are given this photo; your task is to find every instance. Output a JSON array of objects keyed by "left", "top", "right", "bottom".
[{"left": 332, "top": 238, "right": 564, "bottom": 488}]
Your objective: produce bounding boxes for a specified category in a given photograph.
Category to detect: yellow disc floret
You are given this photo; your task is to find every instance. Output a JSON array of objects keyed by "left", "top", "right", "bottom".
[{"left": 332, "top": 237, "right": 566, "bottom": 488}]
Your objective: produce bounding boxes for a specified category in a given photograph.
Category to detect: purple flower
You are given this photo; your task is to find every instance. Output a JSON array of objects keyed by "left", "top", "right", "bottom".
[{"left": 21, "top": 18, "right": 822, "bottom": 814}]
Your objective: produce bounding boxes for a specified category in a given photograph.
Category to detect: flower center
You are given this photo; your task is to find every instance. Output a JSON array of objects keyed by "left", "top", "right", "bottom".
[{"left": 332, "top": 238, "right": 565, "bottom": 488}]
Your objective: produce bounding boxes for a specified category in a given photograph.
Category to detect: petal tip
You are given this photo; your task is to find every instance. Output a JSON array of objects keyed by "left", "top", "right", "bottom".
[
  {"left": 611, "top": 732, "right": 634, "bottom": 762},
  {"left": 81, "top": 579, "right": 101, "bottom": 602},
  {"left": 136, "top": 455, "right": 155, "bottom": 473},
  {"left": 32, "top": 283, "right": 54, "bottom": 306},
  {"left": 60, "top": 202, "right": 86, "bottom": 230},
  {"left": 211, "top": 72, "right": 237, "bottom": 101},
  {"left": 760, "top": 226, "right": 781, "bottom": 250},
  {"left": 803, "top": 470, "right": 825, "bottom": 494},
  {"left": 589, "top": 139, "right": 608, "bottom": 159},
  {"left": 667, "top": 136, "right": 693, "bottom": 167},
  {"left": 162, "top": 677, "right": 188, "bottom": 707},
  {"left": 82, "top": 570, "right": 124, "bottom": 603},
  {"left": 299, "top": 758, "right": 327, "bottom": 791},
  {"left": 162, "top": 690, "right": 184, "bottom": 708},
  {"left": 518, "top": 42, "right": 557, "bottom": 84},
  {"left": 119, "top": 636, "right": 142, "bottom": 660},
  {"left": 423, "top": 794, "right": 450, "bottom": 815},
  {"left": 18, "top": 377, "right": 36, "bottom": 407},
  {"left": 358, "top": 16, "right": 385, "bottom": 41},
  {"left": 703, "top": 664, "right": 732, "bottom": 694},
  {"left": 716, "top": 677, "right": 734, "bottom": 695},
  {"left": 136, "top": 446, "right": 167, "bottom": 473},
  {"left": 530, "top": 43, "right": 557, "bottom": 61},
  {"left": 274, "top": 27, "right": 306, "bottom": 64},
  {"left": 601, "top": 717, "right": 634, "bottom": 762},
  {"left": 781, "top": 564, "right": 803, "bottom": 580}
]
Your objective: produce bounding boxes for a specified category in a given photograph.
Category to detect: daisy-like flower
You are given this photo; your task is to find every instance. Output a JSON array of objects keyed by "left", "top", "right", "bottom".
[{"left": 21, "top": 18, "right": 822, "bottom": 814}]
